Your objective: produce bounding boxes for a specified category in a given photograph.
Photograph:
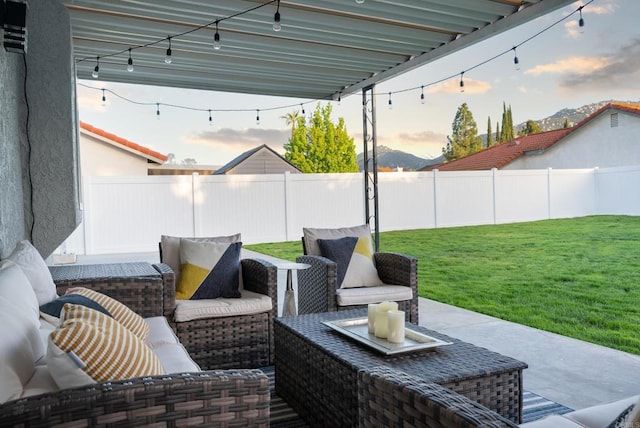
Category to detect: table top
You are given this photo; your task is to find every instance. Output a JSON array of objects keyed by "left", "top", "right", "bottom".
[
  {"left": 274, "top": 262, "right": 310, "bottom": 270},
  {"left": 275, "top": 309, "right": 528, "bottom": 385},
  {"left": 49, "top": 262, "right": 160, "bottom": 282}
]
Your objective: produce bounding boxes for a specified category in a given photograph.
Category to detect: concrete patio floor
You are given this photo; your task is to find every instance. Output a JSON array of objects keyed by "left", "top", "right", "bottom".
[{"left": 69, "top": 250, "right": 640, "bottom": 413}]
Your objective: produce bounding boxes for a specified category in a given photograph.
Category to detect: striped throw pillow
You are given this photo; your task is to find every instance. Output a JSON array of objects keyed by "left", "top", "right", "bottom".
[
  {"left": 66, "top": 287, "right": 149, "bottom": 340},
  {"left": 47, "top": 304, "right": 163, "bottom": 389}
]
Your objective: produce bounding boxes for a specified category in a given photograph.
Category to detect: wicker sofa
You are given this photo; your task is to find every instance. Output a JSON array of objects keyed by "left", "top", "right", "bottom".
[
  {"left": 0, "top": 257, "right": 270, "bottom": 427},
  {"left": 358, "top": 366, "right": 639, "bottom": 428}
]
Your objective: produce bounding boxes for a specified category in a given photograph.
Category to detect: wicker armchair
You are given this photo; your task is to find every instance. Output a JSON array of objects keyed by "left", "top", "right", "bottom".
[
  {"left": 296, "top": 238, "right": 419, "bottom": 323},
  {"left": 0, "top": 369, "right": 270, "bottom": 427},
  {"left": 358, "top": 367, "right": 517, "bottom": 428}
]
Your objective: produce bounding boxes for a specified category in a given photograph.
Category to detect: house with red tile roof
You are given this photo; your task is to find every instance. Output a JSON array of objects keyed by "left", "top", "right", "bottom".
[
  {"left": 80, "top": 122, "right": 168, "bottom": 176},
  {"left": 423, "top": 103, "right": 640, "bottom": 171}
]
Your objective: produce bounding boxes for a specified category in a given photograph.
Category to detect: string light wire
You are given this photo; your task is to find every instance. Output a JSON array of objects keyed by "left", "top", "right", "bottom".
[{"left": 80, "top": 1, "right": 593, "bottom": 119}]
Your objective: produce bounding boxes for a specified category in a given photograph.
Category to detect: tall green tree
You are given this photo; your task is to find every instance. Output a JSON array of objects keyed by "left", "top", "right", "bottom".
[
  {"left": 281, "top": 110, "right": 301, "bottom": 138},
  {"left": 518, "top": 119, "right": 543, "bottom": 136},
  {"left": 563, "top": 117, "right": 570, "bottom": 129},
  {"left": 500, "top": 102, "right": 515, "bottom": 142},
  {"left": 495, "top": 121, "right": 501, "bottom": 143},
  {"left": 283, "top": 103, "right": 358, "bottom": 173},
  {"left": 486, "top": 116, "right": 493, "bottom": 147},
  {"left": 442, "top": 103, "right": 482, "bottom": 161}
]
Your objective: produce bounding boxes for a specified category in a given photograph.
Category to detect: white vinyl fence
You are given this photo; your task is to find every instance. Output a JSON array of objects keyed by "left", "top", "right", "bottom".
[{"left": 61, "top": 165, "right": 640, "bottom": 255}]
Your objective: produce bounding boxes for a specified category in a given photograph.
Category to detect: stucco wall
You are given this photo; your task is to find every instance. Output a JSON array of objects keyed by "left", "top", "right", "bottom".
[
  {"left": 0, "top": 1, "right": 80, "bottom": 257},
  {"left": 505, "top": 111, "right": 640, "bottom": 170},
  {"left": 80, "top": 134, "right": 152, "bottom": 176}
]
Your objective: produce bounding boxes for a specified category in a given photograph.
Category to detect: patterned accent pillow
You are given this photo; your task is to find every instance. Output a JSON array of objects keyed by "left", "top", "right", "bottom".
[
  {"left": 176, "top": 240, "right": 242, "bottom": 300},
  {"left": 65, "top": 287, "right": 149, "bottom": 340},
  {"left": 607, "top": 404, "right": 635, "bottom": 428},
  {"left": 40, "top": 294, "right": 111, "bottom": 326},
  {"left": 47, "top": 304, "right": 164, "bottom": 389},
  {"left": 317, "top": 236, "right": 384, "bottom": 289}
]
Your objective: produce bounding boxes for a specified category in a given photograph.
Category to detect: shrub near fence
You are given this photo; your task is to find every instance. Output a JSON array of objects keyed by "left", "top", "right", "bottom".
[{"left": 61, "top": 165, "right": 640, "bottom": 255}]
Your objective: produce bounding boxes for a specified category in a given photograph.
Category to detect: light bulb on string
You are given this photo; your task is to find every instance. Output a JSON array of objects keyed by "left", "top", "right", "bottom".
[
  {"left": 337, "top": 93, "right": 342, "bottom": 106},
  {"left": 165, "top": 37, "right": 172, "bottom": 64},
  {"left": 420, "top": 86, "right": 425, "bottom": 104},
  {"left": 256, "top": 109, "right": 260, "bottom": 125},
  {"left": 127, "top": 48, "right": 134, "bottom": 72},
  {"left": 156, "top": 103, "right": 160, "bottom": 120},
  {"left": 92, "top": 57, "right": 100, "bottom": 78},
  {"left": 214, "top": 21, "right": 221, "bottom": 50},
  {"left": 101, "top": 89, "right": 106, "bottom": 106},
  {"left": 459, "top": 72, "right": 465, "bottom": 93},
  {"left": 301, "top": 103, "right": 305, "bottom": 115},
  {"left": 512, "top": 47, "right": 520, "bottom": 71},
  {"left": 578, "top": 6, "right": 585, "bottom": 33},
  {"left": 273, "top": 0, "right": 281, "bottom": 32},
  {"left": 208, "top": 109, "right": 213, "bottom": 126},
  {"left": 388, "top": 92, "right": 393, "bottom": 110}
]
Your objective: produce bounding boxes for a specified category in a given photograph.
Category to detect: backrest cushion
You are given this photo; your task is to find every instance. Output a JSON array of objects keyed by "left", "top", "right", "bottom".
[
  {"left": 303, "top": 225, "right": 373, "bottom": 257},
  {"left": 47, "top": 304, "right": 164, "bottom": 389},
  {"left": 0, "top": 260, "right": 41, "bottom": 322},
  {"left": 7, "top": 240, "right": 58, "bottom": 306},
  {"left": 176, "top": 239, "right": 242, "bottom": 300},
  {"left": 160, "top": 234, "right": 241, "bottom": 282},
  {"left": 317, "top": 236, "right": 383, "bottom": 288},
  {"left": 65, "top": 287, "right": 149, "bottom": 340},
  {"left": 0, "top": 296, "right": 43, "bottom": 404}
]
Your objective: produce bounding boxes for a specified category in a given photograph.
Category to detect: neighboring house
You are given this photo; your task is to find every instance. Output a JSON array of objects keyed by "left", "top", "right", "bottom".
[
  {"left": 214, "top": 144, "right": 301, "bottom": 175},
  {"left": 80, "top": 122, "right": 167, "bottom": 176},
  {"left": 424, "top": 102, "right": 640, "bottom": 171}
]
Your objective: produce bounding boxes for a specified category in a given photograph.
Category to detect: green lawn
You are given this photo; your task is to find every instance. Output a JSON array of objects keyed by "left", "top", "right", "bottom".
[{"left": 246, "top": 215, "right": 640, "bottom": 355}]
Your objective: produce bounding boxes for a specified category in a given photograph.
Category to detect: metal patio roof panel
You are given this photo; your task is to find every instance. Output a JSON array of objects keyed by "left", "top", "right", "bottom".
[{"left": 64, "top": 0, "right": 575, "bottom": 100}]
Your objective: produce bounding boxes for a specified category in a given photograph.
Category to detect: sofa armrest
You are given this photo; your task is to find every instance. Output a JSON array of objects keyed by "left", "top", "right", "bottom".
[
  {"left": 358, "top": 366, "right": 517, "bottom": 428},
  {"left": 0, "top": 369, "right": 270, "bottom": 427},
  {"left": 152, "top": 262, "right": 176, "bottom": 318},
  {"left": 373, "top": 252, "right": 417, "bottom": 287},
  {"left": 241, "top": 258, "right": 278, "bottom": 307},
  {"left": 50, "top": 263, "right": 164, "bottom": 318},
  {"left": 296, "top": 255, "right": 338, "bottom": 314}
]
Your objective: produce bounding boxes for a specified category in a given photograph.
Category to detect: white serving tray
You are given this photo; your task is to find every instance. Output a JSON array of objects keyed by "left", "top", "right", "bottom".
[{"left": 322, "top": 317, "right": 452, "bottom": 355}]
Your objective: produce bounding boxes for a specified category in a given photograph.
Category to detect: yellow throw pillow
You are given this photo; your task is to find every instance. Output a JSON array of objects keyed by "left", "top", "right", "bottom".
[
  {"left": 47, "top": 304, "right": 164, "bottom": 389},
  {"left": 66, "top": 287, "right": 149, "bottom": 340}
]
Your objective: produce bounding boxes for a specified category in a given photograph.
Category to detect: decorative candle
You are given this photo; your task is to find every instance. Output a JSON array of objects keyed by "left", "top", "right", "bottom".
[
  {"left": 378, "top": 301, "right": 398, "bottom": 312},
  {"left": 374, "top": 310, "right": 389, "bottom": 338},
  {"left": 387, "top": 310, "right": 405, "bottom": 343},
  {"left": 367, "top": 303, "right": 379, "bottom": 334}
]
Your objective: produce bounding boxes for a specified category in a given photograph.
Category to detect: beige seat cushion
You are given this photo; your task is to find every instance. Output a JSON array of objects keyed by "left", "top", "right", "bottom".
[
  {"left": 336, "top": 285, "right": 412, "bottom": 306},
  {"left": 174, "top": 289, "right": 272, "bottom": 322}
]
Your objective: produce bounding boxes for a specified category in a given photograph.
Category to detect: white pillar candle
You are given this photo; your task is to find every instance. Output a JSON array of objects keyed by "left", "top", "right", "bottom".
[
  {"left": 378, "top": 301, "right": 398, "bottom": 312},
  {"left": 387, "top": 310, "right": 405, "bottom": 343},
  {"left": 374, "top": 310, "right": 389, "bottom": 338},
  {"left": 367, "top": 303, "right": 379, "bottom": 334}
]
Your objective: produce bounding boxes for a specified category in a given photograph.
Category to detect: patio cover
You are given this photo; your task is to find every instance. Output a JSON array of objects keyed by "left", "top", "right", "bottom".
[{"left": 64, "top": 0, "right": 575, "bottom": 101}]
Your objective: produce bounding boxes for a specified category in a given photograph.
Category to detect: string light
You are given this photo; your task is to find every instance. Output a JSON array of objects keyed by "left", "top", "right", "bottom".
[
  {"left": 156, "top": 103, "right": 160, "bottom": 119},
  {"left": 92, "top": 57, "right": 100, "bottom": 78},
  {"left": 208, "top": 109, "right": 213, "bottom": 126},
  {"left": 273, "top": 0, "right": 281, "bottom": 32},
  {"left": 512, "top": 47, "right": 520, "bottom": 71},
  {"left": 256, "top": 109, "right": 260, "bottom": 125},
  {"left": 101, "top": 88, "right": 106, "bottom": 106},
  {"left": 127, "top": 48, "right": 134, "bottom": 72},
  {"left": 387, "top": 92, "right": 392, "bottom": 109},
  {"left": 165, "top": 37, "right": 172, "bottom": 64},
  {"left": 77, "top": 2, "right": 592, "bottom": 122},
  {"left": 578, "top": 6, "right": 585, "bottom": 33},
  {"left": 213, "top": 21, "right": 221, "bottom": 50}
]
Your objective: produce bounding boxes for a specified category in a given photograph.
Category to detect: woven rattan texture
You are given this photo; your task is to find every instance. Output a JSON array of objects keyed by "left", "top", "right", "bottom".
[
  {"left": 0, "top": 370, "right": 270, "bottom": 427},
  {"left": 296, "top": 252, "right": 418, "bottom": 323},
  {"left": 358, "top": 367, "right": 518, "bottom": 428},
  {"left": 275, "top": 309, "right": 527, "bottom": 427},
  {"left": 50, "top": 262, "right": 164, "bottom": 318}
]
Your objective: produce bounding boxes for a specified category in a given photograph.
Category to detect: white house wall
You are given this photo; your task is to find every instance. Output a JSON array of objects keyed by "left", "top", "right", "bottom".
[
  {"left": 80, "top": 135, "right": 151, "bottom": 176},
  {"left": 505, "top": 111, "right": 640, "bottom": 170}
]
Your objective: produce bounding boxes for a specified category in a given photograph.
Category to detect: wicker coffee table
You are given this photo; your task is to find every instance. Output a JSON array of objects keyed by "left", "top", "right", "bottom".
[{"left": 275, "top": 309, "right": 527, "bottom": 427}]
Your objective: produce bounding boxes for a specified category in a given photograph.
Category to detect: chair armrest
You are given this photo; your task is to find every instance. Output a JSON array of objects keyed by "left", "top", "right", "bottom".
[
  {"left": 358, "top": 367, "right": 517, "bottom": 428},
  {"left": 152, "top": 262, "right": 176, "bottom": 318},
  {"left": 241, "top": 258, "right": 278, "bottom": 310},
  {"left": 373, "top": 252, "right": 417, "bottom": 287},
  {"left": 296, "top": 255, "right": 338, "bottom": 314},
  {"left": 0, "top": 369, "right": 270, "bottom": 427}
]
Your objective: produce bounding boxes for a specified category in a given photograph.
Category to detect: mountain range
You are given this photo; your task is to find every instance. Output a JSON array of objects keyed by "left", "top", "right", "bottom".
[{"left": 358, "top": 100, "right": 639, "bottom": 171}]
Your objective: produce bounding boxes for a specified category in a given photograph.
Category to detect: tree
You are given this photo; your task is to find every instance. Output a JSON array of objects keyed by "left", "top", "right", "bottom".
[
  {"left": 283, "top": 103, "right": 358, "bottom": 173},
  {"left": 500, "top": 102, "right": 514, "bottom": 142},
  {"left": 518, "top": 119, "right": 543, "bottom": 136},
  {"left": 486, "top": 116, "right": 493, "bottom": 147},
  {"left": 281, "top": 110, "right": 301, "bottom": 138},
  {"left": 442, "top": 103, "right": 482, "bottom": 161},
  {"left": 495, "top": 121, "right": 500, "bottom": 144},
  {"left": 563, "top": 117, "right": 570, "bottom": 129}
]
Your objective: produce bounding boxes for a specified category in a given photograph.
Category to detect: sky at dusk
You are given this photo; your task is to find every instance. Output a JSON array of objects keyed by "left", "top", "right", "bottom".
[{"left": 76, "top": 0, "right": 640, "bottom": 167}]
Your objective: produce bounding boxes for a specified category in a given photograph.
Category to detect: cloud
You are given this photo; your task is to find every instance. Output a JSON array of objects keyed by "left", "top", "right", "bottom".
[
  {"left": 185, "top": 127, "right": 290, "bottom": 152},
  {"left": 427, "top": 78, "right": 492, "bottom": 94},
  {"left": 525, "top": 56, "right": 611, "bottom": 76},
  {"left": 565, "top": 1, "right": 616, "bottom": 37}
]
